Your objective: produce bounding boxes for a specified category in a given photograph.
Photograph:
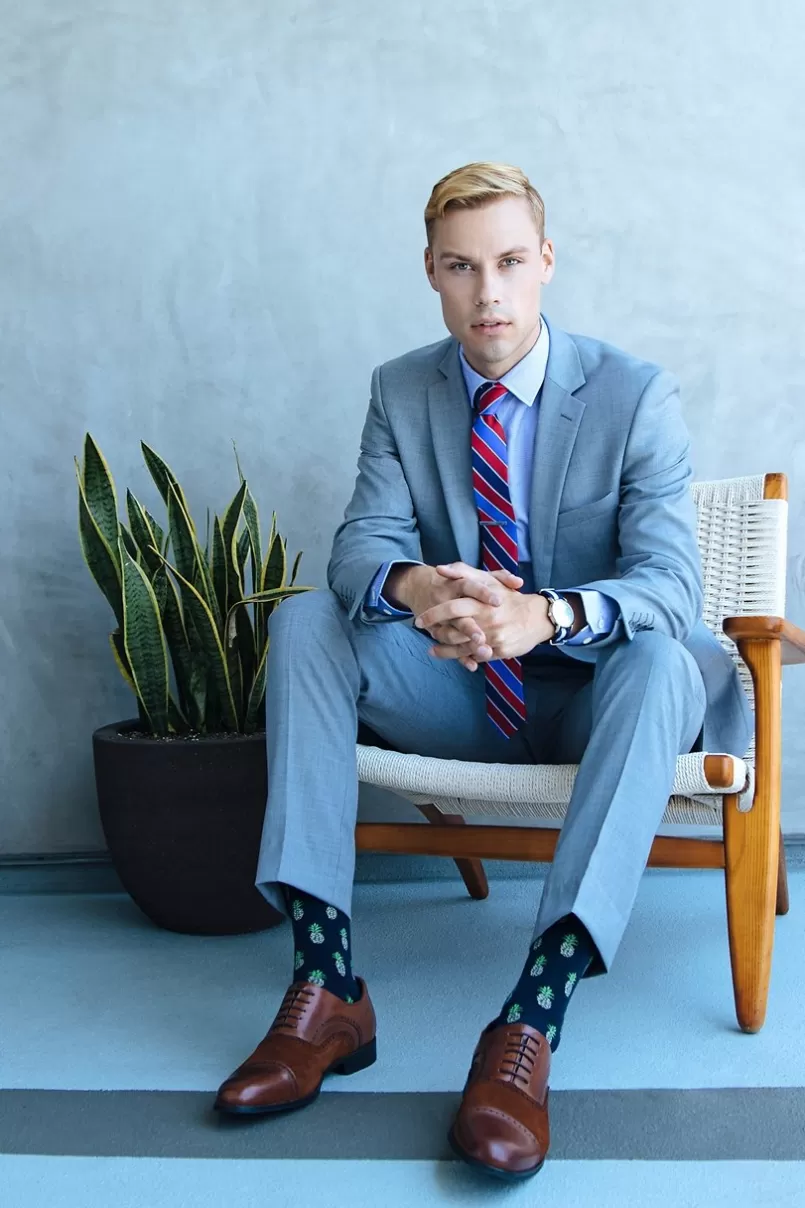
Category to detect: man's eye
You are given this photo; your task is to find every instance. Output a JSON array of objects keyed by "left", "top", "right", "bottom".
[
  {"left": 502, "top": 258, "right": 522, "bottom": 267},
  {"left": 450, "top": 263, "right": 472, "bottom": 272}
]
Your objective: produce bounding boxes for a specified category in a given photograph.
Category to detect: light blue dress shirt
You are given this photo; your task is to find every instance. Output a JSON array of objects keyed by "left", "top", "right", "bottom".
[{"left": 363, "top": 317, "right": 619, "bottom": 646}]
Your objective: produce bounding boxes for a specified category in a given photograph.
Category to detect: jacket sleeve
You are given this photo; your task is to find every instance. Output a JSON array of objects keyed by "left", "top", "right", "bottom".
[
  {"left": 555, "top": 369, "right": 704, "bottom": 646},
  {"left": 327, "top": 365, "right": 424, "bottom": 623}
]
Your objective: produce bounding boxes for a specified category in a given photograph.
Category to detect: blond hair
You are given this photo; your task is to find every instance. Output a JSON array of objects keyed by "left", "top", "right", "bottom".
[{"left": 424, "top": 162, "right": 546, "bottom": 246}]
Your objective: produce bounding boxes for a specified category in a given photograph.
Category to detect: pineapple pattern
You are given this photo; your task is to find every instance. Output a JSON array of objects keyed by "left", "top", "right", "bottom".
[
  {"left": 282, "top": 885, "right": 360, "bottom": 1004},
  {"left": 559, "top": 933, "right": 578, "bottom": 958},
  {"left": 495, "top": 916, "right": 594, "bottom": 1054},
  {"left": 536, "top": 985, "right": 554, "bottom": 1010}
]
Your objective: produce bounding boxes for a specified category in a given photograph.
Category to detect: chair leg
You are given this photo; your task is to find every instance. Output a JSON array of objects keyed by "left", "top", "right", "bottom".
[
  {"left": 413, "top": 803, "right": 489, "bottom": 900},
  {"left": 776, "top": 826, "right": 790, "bottom": 916},
  {"left": 723, "top": 792, "right": 778, "bottom": 1033}
]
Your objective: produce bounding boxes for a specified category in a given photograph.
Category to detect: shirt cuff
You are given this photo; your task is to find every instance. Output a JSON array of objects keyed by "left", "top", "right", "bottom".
[
  {"left": 560, "top": 589, "right": 620, "bottom": 646},
  {"left": 364, "top": 560, "right": 425, "bottom": 617}
]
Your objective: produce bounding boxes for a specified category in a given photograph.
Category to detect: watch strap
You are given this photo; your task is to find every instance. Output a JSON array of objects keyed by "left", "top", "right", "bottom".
[{"left": 539, "top": 588, "right": 572, "bottom": 645}]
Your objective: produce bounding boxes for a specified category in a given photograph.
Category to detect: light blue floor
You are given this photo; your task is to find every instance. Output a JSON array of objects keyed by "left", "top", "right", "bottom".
[
  {"left": 1, "top": 1158, "right": 804, "bottom": 1208},
  {"left": 3, "top": 871, "right": 804, "bottom": 1092},
  {"left": 2, "top": 871, "right": 804, "bottom": 1206}
]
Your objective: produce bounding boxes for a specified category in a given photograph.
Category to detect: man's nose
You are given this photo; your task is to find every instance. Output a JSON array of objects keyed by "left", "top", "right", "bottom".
[{"left": 475, "top": 272, "right": 502, "bottom": 308}]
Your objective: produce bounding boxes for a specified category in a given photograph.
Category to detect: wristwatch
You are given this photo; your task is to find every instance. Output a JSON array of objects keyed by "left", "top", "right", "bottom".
[{"left": 538, "top": 589, "right": 575, "bottom": 645}]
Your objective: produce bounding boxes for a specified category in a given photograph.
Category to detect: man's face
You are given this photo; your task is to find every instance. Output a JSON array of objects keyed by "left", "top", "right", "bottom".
[{"left": 424, "top": 195, "right": 554, "bottom": 380}]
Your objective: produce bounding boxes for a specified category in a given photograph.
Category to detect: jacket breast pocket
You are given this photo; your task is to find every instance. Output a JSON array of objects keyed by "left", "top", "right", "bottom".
[{"left": 556, "top": 489, "right": 618, "bottom": 528}]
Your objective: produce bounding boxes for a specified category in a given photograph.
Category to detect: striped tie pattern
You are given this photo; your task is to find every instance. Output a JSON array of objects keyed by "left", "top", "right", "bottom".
[{"left": 471, "top": 381, "right": 527, "bottom": 739}]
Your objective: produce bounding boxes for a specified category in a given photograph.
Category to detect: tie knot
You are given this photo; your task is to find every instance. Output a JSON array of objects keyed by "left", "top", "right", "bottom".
[{"left": 474, "top": 381, "right": 508, "bottom": 414}]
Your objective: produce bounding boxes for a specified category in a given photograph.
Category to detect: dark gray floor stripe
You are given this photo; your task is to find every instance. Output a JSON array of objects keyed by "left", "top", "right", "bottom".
[{"left": 2, "top": 1089, "right": 804, "bottom": 1160}]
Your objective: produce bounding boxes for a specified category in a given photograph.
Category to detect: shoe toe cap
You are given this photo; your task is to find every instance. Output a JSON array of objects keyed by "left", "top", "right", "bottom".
[
  {"left": 215, "top": 1063, "right": 298, "bottom": 1110},
  {"left": 454, "top": 1105, "right": 542, "bottom": 1173}
]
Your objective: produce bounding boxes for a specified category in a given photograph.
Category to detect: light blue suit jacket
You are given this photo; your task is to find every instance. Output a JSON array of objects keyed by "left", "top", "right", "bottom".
[
  {"left": 327, "top": 313, "right": 752, "bottom": 757},
  {"left": 365, "top": 317, "right": 618, "bottom": 646}
]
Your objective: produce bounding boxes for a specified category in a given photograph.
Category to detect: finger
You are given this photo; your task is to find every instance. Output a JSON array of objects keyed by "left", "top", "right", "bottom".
[
  {"left": 436, "top": 562, "right": 522, "bottom": 590},
  {"left": 416, "top": 597, "right": 489, "bottom": 630},
  {"left": 431, "top": 636, "right": 493, "bottom": 662},
  {"left": 431, "top": 623, "right": 475, "bottom": 645},
  {"left": 489, "top": 569, "right": 524, "bottom": 587},
  {"left": 429, "top": 642, "right": 467, "bottom": 660},
  {"left": 454, "top": 616, "right": 487, "bottom": 640},
  {"left": 435, "top": 562, "right": 475, "bottom": 578},
  {"left": 456, "top": 578, "right": 503, "bottom": 607}
]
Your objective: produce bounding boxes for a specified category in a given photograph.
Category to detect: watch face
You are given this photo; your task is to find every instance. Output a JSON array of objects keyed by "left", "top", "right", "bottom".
[{"left": 553, "top": 598, "right": 575, "bottom": 629}]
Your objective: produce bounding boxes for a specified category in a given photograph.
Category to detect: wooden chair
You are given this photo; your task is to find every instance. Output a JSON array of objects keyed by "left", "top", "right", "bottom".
[{"left": 354, "top": 473, "right": 804, "bottom": 1033}]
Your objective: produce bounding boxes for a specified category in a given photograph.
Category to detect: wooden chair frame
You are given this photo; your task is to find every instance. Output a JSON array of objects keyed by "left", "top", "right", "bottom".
[{"left": 355, "top": 473, "right": 802, "bottom": 1033}]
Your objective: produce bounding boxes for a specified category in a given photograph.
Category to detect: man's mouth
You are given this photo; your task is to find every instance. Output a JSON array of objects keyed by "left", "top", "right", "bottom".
[{"left": 473, "top": 320, "right": 509, "bottom": 330}]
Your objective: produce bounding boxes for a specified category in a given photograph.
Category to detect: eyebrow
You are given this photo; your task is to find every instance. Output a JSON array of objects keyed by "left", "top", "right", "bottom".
[{"left": 438, "top": 246, "right": 532, "bottom": 262}]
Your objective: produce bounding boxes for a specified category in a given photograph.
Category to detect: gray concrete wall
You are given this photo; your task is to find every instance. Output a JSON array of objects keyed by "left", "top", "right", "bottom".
[{"left": 2, "top": 0, "right": 804, "bottom": 854}]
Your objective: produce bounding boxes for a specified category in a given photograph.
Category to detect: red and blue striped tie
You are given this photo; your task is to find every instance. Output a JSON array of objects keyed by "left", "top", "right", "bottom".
[{"left": 471, "top": 381, "right": 527, "bottom": 739}]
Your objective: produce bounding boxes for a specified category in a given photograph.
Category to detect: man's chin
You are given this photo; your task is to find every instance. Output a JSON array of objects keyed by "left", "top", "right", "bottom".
[{"left": 465, "top": 333, "right": 513, "bottom": 366}]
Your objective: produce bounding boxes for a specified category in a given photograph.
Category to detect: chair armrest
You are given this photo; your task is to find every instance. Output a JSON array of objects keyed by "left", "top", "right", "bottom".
[{"left": 722, "top": 615, "right": 805, "bottom": 666}]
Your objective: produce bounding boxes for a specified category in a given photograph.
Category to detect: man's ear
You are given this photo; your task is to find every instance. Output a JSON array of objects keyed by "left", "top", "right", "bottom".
[
  {"left": 540, "top": 239, "right": 555, "bottom": 286},
  {"left": 424, "top": 247, "right": 439, "bottom": 292}
]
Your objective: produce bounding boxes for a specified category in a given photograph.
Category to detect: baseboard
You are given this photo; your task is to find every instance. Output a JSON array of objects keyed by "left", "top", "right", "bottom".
[{"left": 1, "top": 840, "right": 804, "bottom": 895}]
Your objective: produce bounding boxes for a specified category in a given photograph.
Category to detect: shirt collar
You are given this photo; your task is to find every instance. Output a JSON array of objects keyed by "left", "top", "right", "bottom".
[{"left": 459, "top": 315, "right": 550, "bottom": 407}]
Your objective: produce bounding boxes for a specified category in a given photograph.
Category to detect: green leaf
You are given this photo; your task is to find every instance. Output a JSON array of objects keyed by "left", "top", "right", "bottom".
[
  {"left": 167, "top": 482, "right": 221, "bottom": 631},
  {"left": 209, "top": 516, "right": 228, "bottom": 621},
  {"left": 262, "top": 529, "right": 286, "bottom": 593},
  {"left": 119, "top": 537, "right": 170, "bottom": 735},
  {"left": 82, "top": 435, "right": 120, "bottom": 556},
  {"left": 221, "top": 480, "right": 248, "bottom": 613},
  {"left": 76, "top": 466, "right": 123, "bottom": 628},
  {"left": 126, "top": 491, "right": 164, "bottom": 576},
  {"left": 244, "top": 640, "right": 268, "bottom": 733},
  {"left": 154, "top": 564, "right": 204, "bottom": 730},
  {"left": 243, "top": 486, "right": 262, "bottom": 599},
  {"left": 108, "top": 629, "right": 137, "bottom": 696},
  {"left": 227, "top": 585, "right": 311, "bottom": 620},
  {"left": 140, "top": 441, "right": 193, "bottom": 518},
  {"left": 151, "top": 550, "right": 240, "bottom": 732}
]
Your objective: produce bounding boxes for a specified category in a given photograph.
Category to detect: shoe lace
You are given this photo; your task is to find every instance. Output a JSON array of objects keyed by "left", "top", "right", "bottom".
[
  {"left": 499, "top": 1031, "right": 540, "bottom": 1088},
  {"left": 272, "top": 983, "right": 315, "bottom": 1033}
]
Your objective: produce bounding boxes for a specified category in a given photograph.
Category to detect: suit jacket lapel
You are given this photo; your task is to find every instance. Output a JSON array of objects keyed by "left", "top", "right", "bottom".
[
  {"left": 528, "top": 318, "right": 587, "bottom": 584},
  {"left": 427, "top": 340, "right": 480, "bottom": 567}
]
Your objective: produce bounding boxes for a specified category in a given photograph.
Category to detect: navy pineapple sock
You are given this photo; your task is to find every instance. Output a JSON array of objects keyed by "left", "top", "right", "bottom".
[
  {"left": 496, "top": 914, "right": 596, "bottom": 1051},
  {"left": 281, "top": 884, "right": 361, "bottom": 1003}
]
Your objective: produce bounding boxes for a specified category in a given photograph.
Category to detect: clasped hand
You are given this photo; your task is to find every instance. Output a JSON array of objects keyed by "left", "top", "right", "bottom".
[{"left": 414, "top": 562, "right": 555, "bottom": 670}]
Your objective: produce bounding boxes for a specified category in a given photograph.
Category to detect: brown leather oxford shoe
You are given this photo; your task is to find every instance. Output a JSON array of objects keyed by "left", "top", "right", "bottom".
[
  {"left": 448, "top": 1019, "right": 551, "bottom": 1181},
  {"left": 214, "top": 977, "right": 377, "bottom": 1116}
]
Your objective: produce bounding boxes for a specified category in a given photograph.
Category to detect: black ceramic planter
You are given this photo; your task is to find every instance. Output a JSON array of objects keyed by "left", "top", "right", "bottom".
[{"left": 92, "top": 719, "right": 284, "bottom": 936}]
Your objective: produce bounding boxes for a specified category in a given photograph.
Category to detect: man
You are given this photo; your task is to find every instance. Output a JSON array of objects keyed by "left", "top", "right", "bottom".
[{"left": 214, "top": 162, "right": 751, "bottom": 1182}]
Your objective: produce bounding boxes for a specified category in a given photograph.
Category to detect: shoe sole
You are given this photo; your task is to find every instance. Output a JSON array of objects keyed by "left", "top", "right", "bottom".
[
  {"left": 213, "top": 1036, "right": 377, "bottom": 1116},
  {"left": 447, "top": 1127, "right": 545, "bottom": 1182}
]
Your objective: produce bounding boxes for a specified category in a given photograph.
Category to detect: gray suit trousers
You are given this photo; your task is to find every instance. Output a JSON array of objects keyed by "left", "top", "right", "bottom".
[{"left": 254, "top": 587, "right": 706, "bottom": 974}]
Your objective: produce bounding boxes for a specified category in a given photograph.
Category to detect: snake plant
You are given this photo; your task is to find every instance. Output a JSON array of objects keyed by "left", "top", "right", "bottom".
[{"left": 76, "top": 434, "right": 312, "bottom": 737}]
